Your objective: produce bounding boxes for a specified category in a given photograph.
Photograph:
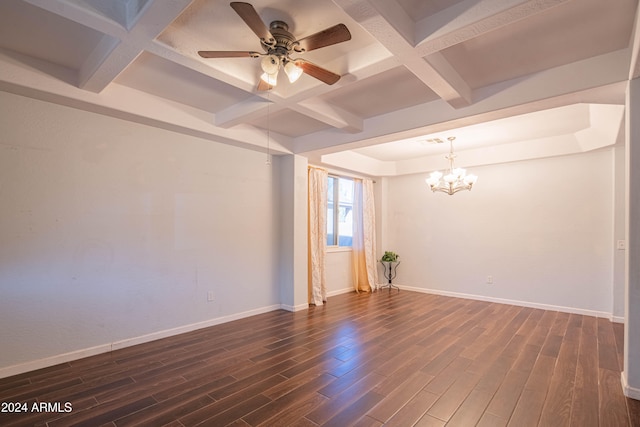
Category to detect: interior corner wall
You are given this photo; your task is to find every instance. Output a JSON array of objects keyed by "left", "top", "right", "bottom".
[
  {"left": 613, "top": 144, "right": 626, "bottom": 320},
  {"left": 385, "top": 149, "right": 616, "bottom": 316},
  {"left": 278, "top": 154, "right": 308, "bottom": 310},
  {"left": 0, "top": 91, "right": 282, "bottom": 375},
  {"left": 624, "top": 77, "right": 640, "bottom": 398}
]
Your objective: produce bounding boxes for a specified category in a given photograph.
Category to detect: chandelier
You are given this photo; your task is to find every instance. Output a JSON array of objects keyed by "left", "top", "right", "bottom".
[{"left": 425, "top": 137, "right": 478, "bottom": 195}]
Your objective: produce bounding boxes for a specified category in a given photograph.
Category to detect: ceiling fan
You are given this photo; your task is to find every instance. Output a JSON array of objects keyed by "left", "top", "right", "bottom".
[{"left": 198, "top": 2, "right": 351, "bottom": 91}]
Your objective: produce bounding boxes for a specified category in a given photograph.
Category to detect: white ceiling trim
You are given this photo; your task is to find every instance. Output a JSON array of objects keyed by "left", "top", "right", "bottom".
[{"left": 321, "top": 104, "right": 624, "bottom": 177}]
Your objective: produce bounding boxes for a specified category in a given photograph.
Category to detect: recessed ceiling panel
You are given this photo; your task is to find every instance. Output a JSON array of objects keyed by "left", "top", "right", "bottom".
[
  {"left": 247, "top": 108, "right": 331, "bottom": 137},
  {"left": 115, "top": 52, "right": 254, "bottom": 113},
  {"left": 68, "top": 0, "right": 152, "bottom": 29},
  {"left": 0, "top": 1, "right": 104, "bottom": 70},
  {"left": 353, "top": 104, "right": 593, "bottom": 161},
  {"left": 320, "top": 66, "right": 439, "bottom": 118},
  {"left": 440, "top": 0, "right": 637, "bottom": 89},
  {"left": 396, "top": 0, "right": 467, "bottom": 22}
]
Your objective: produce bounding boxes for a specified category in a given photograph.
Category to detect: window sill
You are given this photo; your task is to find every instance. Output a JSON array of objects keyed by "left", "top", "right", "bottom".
[{"left": 327, "top": 246, "right": 352, "bottom": 253}]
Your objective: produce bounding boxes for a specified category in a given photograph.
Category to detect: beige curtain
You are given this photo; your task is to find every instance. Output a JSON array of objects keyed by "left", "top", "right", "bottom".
[
  {"left": 308, "top": 167, "right": 328, "bottom": 305},
  {"left": 352, "top": 179, "right": 378, "bottom": 292}
]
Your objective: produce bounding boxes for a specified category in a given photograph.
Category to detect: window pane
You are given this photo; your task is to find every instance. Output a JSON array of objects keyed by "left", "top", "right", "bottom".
[
  {"left": 326, "top": 176, "right": 354, "bottom": 247},
  {"left": 338, "top": 178, "right": 353, "bottom": 246},
  {"left": 327, "top": 177, "right": 336, "bottom": 246},
  {"left": 327, "top": 200, "right": 335, "bottom": 246}
]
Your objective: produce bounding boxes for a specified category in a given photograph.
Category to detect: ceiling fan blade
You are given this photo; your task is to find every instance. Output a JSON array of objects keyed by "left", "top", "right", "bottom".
[
  {"left": 230, "top": 2, "right": 273, "bottom": 42},
  {"left": 295, "top": 24, "right": 351, "bottom": 52},
  {"left": 198, "top": 50, "right": 259, "bottom": 58},
  {"left": 294, "top": 59, "right": 341, "bottom": 85},
  {"left": 257, "top": 79, "right": 273, "bottom": 92}
]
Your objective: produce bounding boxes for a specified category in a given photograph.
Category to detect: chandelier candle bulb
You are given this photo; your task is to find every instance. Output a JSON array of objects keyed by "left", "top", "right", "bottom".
[{"left": 464, "top": 174, "right": 478, "bottom": 185}]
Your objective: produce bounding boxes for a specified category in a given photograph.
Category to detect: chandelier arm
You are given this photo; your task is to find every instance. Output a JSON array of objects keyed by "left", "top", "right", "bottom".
[
  {"left": 429, "top": 182, "right": 474, "bottom": 195},
  {"left": 451, "top": 185, "right": 472, "bottom": 194}
]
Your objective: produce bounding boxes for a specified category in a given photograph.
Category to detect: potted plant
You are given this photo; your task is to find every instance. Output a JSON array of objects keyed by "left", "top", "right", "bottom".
[
  {"left": 380, "top": 251, "right": 400, "bottom": 291},
  {"left": 380, "top": 251, "right": 399, "bottom": 262}
]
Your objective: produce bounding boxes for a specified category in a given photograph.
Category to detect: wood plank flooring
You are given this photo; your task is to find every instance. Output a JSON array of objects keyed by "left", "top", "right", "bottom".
[{"left": 1, "top": 290, "right": 638, "bottom": 426}]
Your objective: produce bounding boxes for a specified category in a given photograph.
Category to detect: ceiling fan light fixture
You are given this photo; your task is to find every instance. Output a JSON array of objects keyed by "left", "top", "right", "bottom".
[
  {"left": 284, "top": 61, "right": 303, "bottom": 83},
  {"left": 260, "top": 54, "right": 280, "bottom": 75},
  {"left": 198, "top": 3, "right": 352, "bottom": 91},
  {"left": 260, "top": 71, "right": 278, "bottom": 86}
]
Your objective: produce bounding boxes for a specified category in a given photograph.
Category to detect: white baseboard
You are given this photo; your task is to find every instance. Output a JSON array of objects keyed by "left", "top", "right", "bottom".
[
  {"left": 621, "top": 371, "right": 640, "bottom": 399},
  {"left": 0, "top": 343, "right": 115, "bottom": 380},
  {"left": 280, "top": 303, "right": 310, "bottom": 312},
  {"left": 398, "top": 284, "right": 615, "bottom": 319},
  {"left": 0, "top": 304, "right": 283, "bottom": 380}
]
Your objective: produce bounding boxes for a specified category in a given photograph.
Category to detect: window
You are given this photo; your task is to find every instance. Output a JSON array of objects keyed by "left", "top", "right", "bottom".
[{"left": 327, "top": 176, "right": 354, "bottom": 247}]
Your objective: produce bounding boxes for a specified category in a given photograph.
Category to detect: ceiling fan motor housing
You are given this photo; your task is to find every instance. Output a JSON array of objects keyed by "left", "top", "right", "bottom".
[
  {"left": 198, "top": 3, "right": 350, "bottom": 88},
  {"left": 262, "top": 20, "right": 299, "bottom": 57}
]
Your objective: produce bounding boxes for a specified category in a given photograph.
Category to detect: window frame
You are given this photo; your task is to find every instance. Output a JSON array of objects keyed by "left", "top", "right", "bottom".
[{"left": 326, "top": 174, "right": 354, "bottom": 248}]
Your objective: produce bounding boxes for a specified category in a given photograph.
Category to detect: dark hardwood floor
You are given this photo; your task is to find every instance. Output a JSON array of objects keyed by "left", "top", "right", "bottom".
[{"left": 1, "top": 290, "right": 639, "bottom": 426}]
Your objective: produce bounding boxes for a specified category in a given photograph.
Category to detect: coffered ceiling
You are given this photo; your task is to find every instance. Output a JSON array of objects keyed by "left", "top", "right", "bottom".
[{"left": 0, "top": 0, "right": 638, "bottom": 176}]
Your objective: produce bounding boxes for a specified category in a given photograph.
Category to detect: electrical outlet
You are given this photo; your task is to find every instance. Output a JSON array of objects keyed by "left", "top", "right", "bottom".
[
  {"left": 207, "top": 291, "right": 214, "bottom": 302},
  {"left": 486, "top": 275, "right": 493, "bottom": 284}
]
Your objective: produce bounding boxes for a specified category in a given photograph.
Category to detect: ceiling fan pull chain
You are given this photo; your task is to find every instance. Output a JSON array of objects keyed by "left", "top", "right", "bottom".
[{"left": 266, "top": 89, "right": 271, "bottom": 166}]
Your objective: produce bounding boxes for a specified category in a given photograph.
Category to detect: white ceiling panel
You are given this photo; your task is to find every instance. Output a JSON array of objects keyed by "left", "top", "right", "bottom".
[
  {"left": 116, "top": 51, "right": 254, "bottom": 113},
  {"left": 0, "top": 0, "right": 104, "bottom": 70}
]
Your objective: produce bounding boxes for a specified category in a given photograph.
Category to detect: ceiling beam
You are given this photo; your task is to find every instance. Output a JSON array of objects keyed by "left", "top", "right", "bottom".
[
  {"left": 294, "top": 49, "right": 629, "bottom": 154},
  {"left": 333, "top": 0, "right": 472, "bottom": 108},
  {"left": 77, "top": 36, "right": 141, "bottom": 92},
  {"left": 24, "top": 0, "right": 194, "bottom": 93},
  {"left": 216, "top": 87, "right": 364, "bottom": 132},
  {"left": 214, "top": 47, "right": 399, "bottom": 130},
  {"left": 22, "top": 0, "right": 127, "bottom": 38},
  {"left": 215, "top": 97, "right": 277, "bottom": 128},
  {"left": 295, "top": 99, "right": 363, "bottom": 133},
  {"left": 147, "top": 42, "right": 259, "bottom": 94},
  {"left": 414, "top": 0, "right": 570, "bottom": 56},
  {"left": 78, "top": 0, "right": 194, "bottom": 93}
]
